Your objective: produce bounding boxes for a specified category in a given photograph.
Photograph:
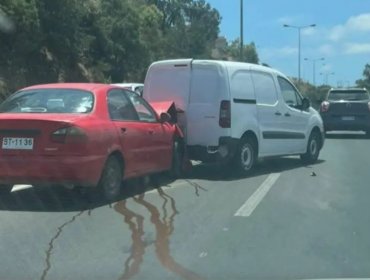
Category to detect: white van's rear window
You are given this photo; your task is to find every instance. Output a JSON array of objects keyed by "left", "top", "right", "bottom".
[
  {"left": 252, "top": 72, "right": 278, "bottom": 105},
  {"left": 190, "top": 65, "right": 222, "bottom": 104},
  {"left": 231, "top": 70, "right": 255, "bottom": 100}
]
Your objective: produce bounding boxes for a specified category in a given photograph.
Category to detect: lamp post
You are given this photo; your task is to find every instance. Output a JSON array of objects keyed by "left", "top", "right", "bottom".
[
  {"left": 240, "top": 0, "right": 244, "bottom": 61},
  {"left": 320, "top": 72, "right": 335, "bottom": 85},
  {"left": 283, "top": 24, "right": 316, "bottom": 84},
  {"left": 304, "top": 57, "right": 325, "bottom": 86}
]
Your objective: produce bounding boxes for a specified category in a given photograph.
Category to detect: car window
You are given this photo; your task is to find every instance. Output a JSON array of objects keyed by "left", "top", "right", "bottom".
[
  {"left": 125, "top": 90, "right": 158, "bottom": 123},
  {"left": 190, "top": 64, "right": 223, "bottom": 104},
  {"left": 231, "top": 70, "right": 255, "bottom": 100},
  {"left": 107, "top": 89, "right": 139, "bottom": 121},
  {"left": 0, "top": 89, "right": 94, "bottom": 113},
  {"left": 278, "top": 77, "right": 303, "bottom": 108},
  {"left": 328, "top": 90, "right": 369, "bottom": 101},
  {"left": 252, "top": 71, "right": 278, "bottom": 105}
]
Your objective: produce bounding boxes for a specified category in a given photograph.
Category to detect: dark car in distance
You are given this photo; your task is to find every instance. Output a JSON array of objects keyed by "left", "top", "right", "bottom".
[{"left": 320, "top": 88, "right": 370, "bottom": 136}]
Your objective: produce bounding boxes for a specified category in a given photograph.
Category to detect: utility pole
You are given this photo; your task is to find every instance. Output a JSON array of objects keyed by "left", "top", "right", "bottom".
[
  {"left": 240, "top": 0, "right": 244, "bottom": 62},
  {"left": 283, "top": 24, "right": 316, "bottom": 84},
  {"left": 304, "top": 57, "right": 325, "bottom": 86}
]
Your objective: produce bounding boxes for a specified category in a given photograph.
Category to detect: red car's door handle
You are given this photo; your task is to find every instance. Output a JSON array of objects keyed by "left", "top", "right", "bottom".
[
  {"left": 148, "top": 130, "right": 155, "bottom": 135},
  {"left": 120, "top": 127, "right": 127, "bottom": 133}
]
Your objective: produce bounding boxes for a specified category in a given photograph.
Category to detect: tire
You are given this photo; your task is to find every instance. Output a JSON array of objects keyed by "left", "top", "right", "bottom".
[
  {"left": 301, "top": 131, "right": 320, "bottom": 164},
  {"left": 0, "top": 184, "right": 13, "bottom": 194},
  {"left": 233, "top": 137, "right": 257, "bottom": 175},
  {"left": 169, "top": 139, "right": 183, "bottom": 179},
  {"left": 98, "top": 156, "right": 123, "bottom": 201}
]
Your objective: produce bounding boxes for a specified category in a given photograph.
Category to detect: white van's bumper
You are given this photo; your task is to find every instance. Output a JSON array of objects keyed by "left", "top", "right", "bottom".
[{"left": 187, "top": 137, "right": 239, "bottom": 163}]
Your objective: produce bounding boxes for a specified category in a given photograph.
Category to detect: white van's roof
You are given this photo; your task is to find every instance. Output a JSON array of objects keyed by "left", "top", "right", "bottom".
[{"left": 149, "top": 59, "right": 288, "bottom": 80}]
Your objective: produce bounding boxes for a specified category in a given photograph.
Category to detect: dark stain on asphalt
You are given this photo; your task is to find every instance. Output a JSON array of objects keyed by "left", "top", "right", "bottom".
[
  {"left": 40, "top": 210, "right": 85, "bottom": 280},
  {"left": 114, "top": 200, "right": 147, "bottom": 280},
  {"left": 133, "top": 189, "right": 205, "bottom": 280},
  {"left": 184, "top": 180, "right": 208, "bottom": 197},
  {"left": 157, "top": 188, "right": 179, "bottom": 235}
]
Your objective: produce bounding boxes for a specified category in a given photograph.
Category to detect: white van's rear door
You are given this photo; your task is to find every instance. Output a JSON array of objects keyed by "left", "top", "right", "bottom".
[
  {"left": 144, "top": 59, "right": 192, "bottom": 110},
  {"left": 187, "top": 61, "right": 229, "bottom": 146},
  {"left": 144, "top": 59, "right": 192, "bottom": 136}
]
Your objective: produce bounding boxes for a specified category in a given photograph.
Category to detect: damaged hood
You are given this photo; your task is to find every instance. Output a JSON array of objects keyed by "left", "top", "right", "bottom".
[{"left": 149, "top": 101, "right": 184, "bottom": 116}]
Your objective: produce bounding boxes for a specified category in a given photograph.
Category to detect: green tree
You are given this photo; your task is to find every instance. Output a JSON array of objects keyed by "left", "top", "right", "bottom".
[
  {"left": 356, "top": 63, "right": 370, "bottom": 90},
  {"left": 226, "top": 39, "right": 259, "bottom": 64},
  {"left": 0, "top": 0, "right": 224, "bottom": 96}
]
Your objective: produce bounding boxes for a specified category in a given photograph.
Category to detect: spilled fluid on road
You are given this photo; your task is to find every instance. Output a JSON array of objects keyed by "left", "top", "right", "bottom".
[
  {"left": 114, "top": 187, "right": 205, "bottom": 280},
  {"left": 114, "top": 200, "right": 146, "bottom": 280}
]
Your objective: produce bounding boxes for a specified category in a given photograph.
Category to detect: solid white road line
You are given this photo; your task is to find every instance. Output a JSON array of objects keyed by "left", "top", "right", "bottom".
[
  {"left": 234, "top": 173, "right": 281, "bottom": 217},
  {"left": 11, "top": 185, "right": 33, "bottom": 192}
]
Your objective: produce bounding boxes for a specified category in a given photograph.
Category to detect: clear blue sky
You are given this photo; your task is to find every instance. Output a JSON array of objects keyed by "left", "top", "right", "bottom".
[{"left": 207, "top": 0, "right": 370, "bottom": 87}]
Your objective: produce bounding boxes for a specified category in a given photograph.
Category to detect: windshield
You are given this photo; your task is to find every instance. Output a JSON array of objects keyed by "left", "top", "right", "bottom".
[
  {"left": 0, "top": 89, "right": 94, "bottom": 113},
  {"left": 328, "top": 90, "right": 369, "bottom": 101}
]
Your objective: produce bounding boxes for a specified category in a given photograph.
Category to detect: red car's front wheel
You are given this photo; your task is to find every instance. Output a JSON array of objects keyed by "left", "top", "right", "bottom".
[
  {"left": 0, "top": 185, "right": 13, "bottom": 194},
  {"left": 169, "top": 139, "right": 184, "bottom": 179}
]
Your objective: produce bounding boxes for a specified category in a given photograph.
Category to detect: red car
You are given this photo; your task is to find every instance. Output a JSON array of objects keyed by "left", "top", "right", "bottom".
[{"left": 0, "top": 83, "right": 184, "bottom": 200}]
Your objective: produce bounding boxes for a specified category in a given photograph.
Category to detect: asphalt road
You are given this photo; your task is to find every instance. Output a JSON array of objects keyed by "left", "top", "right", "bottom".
[{"left": 1, "top": 132, "right": 370, "bottom": 280}]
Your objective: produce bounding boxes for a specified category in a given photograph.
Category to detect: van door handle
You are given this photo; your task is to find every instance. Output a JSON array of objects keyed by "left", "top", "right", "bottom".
[
  {"left": 284, "top": 113, "right": 291, "bottom": 117},
  {"left": 275, "top": 112, "right": 282, "bottom": 116}
]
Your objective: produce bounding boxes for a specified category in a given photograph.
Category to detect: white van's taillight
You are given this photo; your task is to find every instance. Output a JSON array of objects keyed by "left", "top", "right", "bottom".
[
  {"left": 320, "top": 101, "right": 330, "bottom": 113},
  {"left": 368, "top": 101, "right": 370, "bottom": 111},
  {"left": 219, "top": 100, "right": 231, "bottom": 128}
]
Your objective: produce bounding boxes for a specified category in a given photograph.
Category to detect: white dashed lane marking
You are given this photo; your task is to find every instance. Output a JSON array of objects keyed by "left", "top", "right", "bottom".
[{"left": 234, "top": 173, "right": 281, "bottom": 217}]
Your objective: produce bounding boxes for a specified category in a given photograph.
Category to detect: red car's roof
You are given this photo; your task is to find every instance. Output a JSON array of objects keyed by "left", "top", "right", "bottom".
[{"left": 22, "top": 83, "right": 111, "bottom": 92}]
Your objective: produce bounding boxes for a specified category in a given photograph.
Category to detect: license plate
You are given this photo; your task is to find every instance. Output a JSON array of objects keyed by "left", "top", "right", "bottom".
[
  {"left": 342, "top": 116, "right": 355, "bottom": 121},
  {"left": 2, "top": 137, "right": 34, "bottom": 150}
]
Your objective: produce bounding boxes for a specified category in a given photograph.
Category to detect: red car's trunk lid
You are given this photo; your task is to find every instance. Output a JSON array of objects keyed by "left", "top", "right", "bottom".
[{"left": 0, "top": 114, "right": 87, "bottom": 156}]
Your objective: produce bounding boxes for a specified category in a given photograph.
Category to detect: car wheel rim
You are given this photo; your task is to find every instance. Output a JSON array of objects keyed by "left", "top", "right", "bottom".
[
  {"left": 240, "top": 144, "right": 253, "bottom": 170},
  {"left": 310, "top": 138, "right": 318, "bottom": 156},
  {"left": 105, "top": 164, "right": 120, "bottom": 197}
]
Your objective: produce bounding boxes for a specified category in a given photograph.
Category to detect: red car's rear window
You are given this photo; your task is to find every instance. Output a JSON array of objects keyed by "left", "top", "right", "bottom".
[{"left": 0, "top": 89, "right": 94, "bottom": 114}]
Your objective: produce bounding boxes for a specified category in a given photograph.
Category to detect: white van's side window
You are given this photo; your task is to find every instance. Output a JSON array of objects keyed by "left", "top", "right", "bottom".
[
  {"left": 190, "top": 66, "right": 221, "bottom": 104},
  {"left": 277, "top": 76, "right": 303, "bottom": 108},
  {"left": 252, "top": 71, "right": 278, "bottom": 105},
  {"left": 231, "top": 71, "right": 255, "bottom": 100}
]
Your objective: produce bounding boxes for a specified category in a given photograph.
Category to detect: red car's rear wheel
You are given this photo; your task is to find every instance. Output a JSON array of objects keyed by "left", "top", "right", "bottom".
[{"left": 98, "top": 156, "right": 123, "bottom": 201}]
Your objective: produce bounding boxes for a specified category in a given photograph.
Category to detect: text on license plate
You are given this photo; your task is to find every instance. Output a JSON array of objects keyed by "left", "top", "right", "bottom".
[
  {"left": 342, "top": 116, "right": 355, "bottom": 121},
  {"left": 2, "top": 137, "right": 34, "bottom": 150}
]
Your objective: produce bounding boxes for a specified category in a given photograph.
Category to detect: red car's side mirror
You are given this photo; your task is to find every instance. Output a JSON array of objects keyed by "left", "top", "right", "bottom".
[{"left": 159, "top": 112, "right": 171, "bottom": 123}]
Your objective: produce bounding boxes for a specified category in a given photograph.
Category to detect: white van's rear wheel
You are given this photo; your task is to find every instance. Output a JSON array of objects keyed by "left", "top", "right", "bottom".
[{"left": 234, "top": 137, "right": 256, "bottom": 175}]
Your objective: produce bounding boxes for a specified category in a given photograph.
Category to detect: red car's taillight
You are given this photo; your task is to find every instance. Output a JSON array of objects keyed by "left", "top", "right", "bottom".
[
  {"left": 320, "top": 101, "right": 330, "bottom": 113},
  {"left": 219, "top": 100, "right": 231, "bottom": 128},
  {"left": 51, "top": 126, "right": 87, "bottom": 143}
]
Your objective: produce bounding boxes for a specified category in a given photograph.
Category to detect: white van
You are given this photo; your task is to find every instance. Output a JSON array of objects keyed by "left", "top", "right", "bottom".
[{"left": 144, "top": 59, "right": 325, "bottom": 174}]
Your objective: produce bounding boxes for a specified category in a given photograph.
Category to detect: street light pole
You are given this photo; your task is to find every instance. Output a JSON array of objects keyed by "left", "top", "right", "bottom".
[
  {"left": 240, "top": 0, "right": 244, "bottom": 61},
  {"left": 283, "top": 24, "right": 316, "bottom": 84},
  {"left": 320, "top": 72, "right": 335, "bottom": 85},
  {"left": 304, "top": 57, "right": 325, "bottom": 86}
]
